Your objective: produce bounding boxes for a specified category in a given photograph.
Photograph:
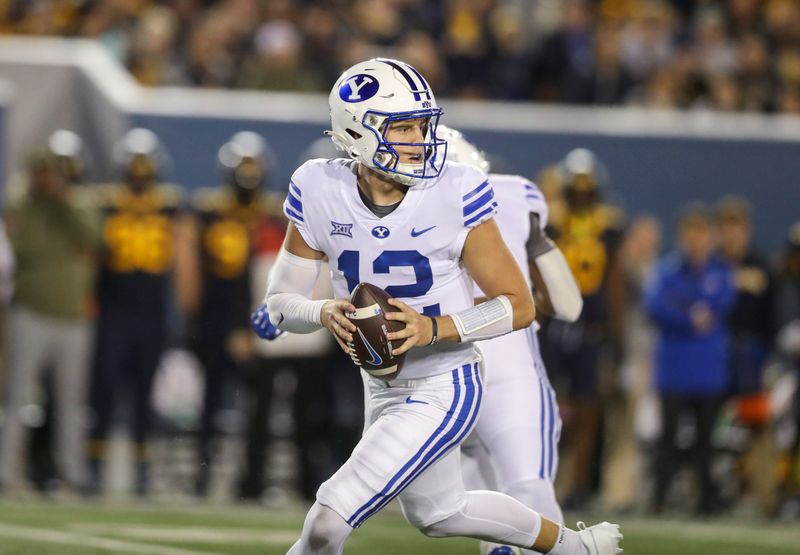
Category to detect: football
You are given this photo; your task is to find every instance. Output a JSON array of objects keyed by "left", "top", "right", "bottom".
[{"left": 346, "top": 282, "right": 406, "bottom": 380}]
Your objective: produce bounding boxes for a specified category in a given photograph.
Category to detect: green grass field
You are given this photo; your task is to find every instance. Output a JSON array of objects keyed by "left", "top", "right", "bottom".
[{"left": 0, "top": 500, "right": 798, "bottom": 554}]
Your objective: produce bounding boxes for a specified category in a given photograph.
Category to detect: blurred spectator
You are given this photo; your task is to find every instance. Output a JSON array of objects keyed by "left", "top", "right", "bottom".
[
  {"left": 603, "top": 214, "right": 662, "bottom": 511},
  {"left": 87, "top": 128, "right": 189, "bottom": 497},
  {"left": 716, "top": 196, "right": 776, "bottom": 396},
  {"left": 774, "top": 221, "right": 800, "bottom": 516},
  {"left": 542, "top": 148, "right": 626, "bottom": 510},
  {"left": 0, "top": 138, "right": 99, "bottom": 496},
  {"left": 236, "top": 19, "right": 324, "bottom": 91},
  {"left": 592, "top": 23, "right": 636, "bottom": 105},
  {"left": 441, "top": 0, "right": 495, "bottom": 98},
  {"left": 693, "top": 8, "right": 738, "bottom": 78},
  {"left": 186, "top": 131, "right": 275, "bottom": 497},
  {"left": 485, "top": 3, "right": 534, "bottom": 100},
  {"left": 2, "top": 0, "right": 800, "bottom": 115},
  {"left": 127, "top": 5, "right": 183, "bottom": 87},
  {"left": 618, "top": 0, "right": 675, "bottom": 81},
  {"left": 777, "top": 222, "right": 800, "bottom": 328},
  {"left": 716, "top": 196, "right": 777, "bottom": 512},
  {"left": 299, "top": 4, "right": 345, "bottom": 87},
  {"left": 646, "top": 204, "right": 735, "bottom": 515},
  {"left": 531, "top": 0, "right": 598, "bottom": 103}
]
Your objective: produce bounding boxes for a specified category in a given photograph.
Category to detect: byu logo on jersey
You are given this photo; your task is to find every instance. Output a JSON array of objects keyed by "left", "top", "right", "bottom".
[
  {"left": 339, "top": 74, "right": 380, "bottom": 103},
  {"left": 330, "top": 221, "right": 353, "bottom": 238},
  {"left": 371, "top": 225, "right": 390, "bottom": 239}
]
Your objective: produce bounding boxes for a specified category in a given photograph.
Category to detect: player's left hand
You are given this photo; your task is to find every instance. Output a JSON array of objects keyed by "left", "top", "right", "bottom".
[
  {"left": 250, "top": 304, "right": 286, "bottom": 341},
  {"left": 384, "top": 298, "right": 433, "bottom": 356}
]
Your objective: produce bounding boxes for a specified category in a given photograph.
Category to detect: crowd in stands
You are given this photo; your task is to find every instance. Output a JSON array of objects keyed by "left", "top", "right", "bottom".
[{"left": 1, "top": 0, "right": 799, "bottom": 114}]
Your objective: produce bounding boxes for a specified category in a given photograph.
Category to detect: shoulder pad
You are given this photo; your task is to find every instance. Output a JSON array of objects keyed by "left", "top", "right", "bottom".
[
  {"left": 596, "top": 204, "right": 625, "bottom": 230},
  {"left": 154, "top": 183, "right": 183, "bottom": 207},
  {"left": 258, "top": 192, "right": 286, "bottom": 218},
  {"left": 192, "top": 186, "right": 229, "bottom": 212},
  {"left": 90, "top": 183, "right": 125, "bottom": 206}
]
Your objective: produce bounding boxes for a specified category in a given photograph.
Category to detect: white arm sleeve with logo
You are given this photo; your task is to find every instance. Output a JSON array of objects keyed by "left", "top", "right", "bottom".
[{"left": 265, "top": 248, "right": 328, "bottom": 334}]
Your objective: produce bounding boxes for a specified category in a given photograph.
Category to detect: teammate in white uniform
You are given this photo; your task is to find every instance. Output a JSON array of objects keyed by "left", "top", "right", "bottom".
[
  {"left": 259, "top": 58, "right": 623, "bottom": 555},
  {"left": 439, "top": 127, "right": 585, "bottom": 555}
]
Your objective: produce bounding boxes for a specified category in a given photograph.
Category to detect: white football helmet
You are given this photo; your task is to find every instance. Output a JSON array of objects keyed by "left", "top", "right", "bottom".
[
  {"left": 327, "top": 58, "right": 447, "bottom": 186},
  {"left": 437, "top": 125, "right": 490, "bottom": 172}
]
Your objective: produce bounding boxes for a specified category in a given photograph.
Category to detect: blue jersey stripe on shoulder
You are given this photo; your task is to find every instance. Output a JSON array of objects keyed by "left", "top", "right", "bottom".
[
  {"left": 462, "top": 180, "right": 489, "bottom": 202},
  {"left": 290, "top": 182, "right": 302, "bottom": 197},
  {"left": 464, "top": 202, "right": 497, "bottom": 227},
  {"left": 284, "top": 205, "right": 304, "bottom": 223},
  {"left": 463, "top": 188, "right": 495, "bottom": 217},
  {"left": 287, "top": 191, "right": 303, "bottom": 213}
]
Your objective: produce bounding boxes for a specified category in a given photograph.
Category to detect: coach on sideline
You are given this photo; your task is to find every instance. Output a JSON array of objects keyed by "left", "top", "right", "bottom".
[{"left": 645, "top": 203, "right": 735, "bottom": 516}]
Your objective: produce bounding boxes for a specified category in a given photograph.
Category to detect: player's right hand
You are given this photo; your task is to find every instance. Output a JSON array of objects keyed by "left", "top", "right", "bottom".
[
  {"left": 320, "top": 299, "right": 357, "bottom": 353},
  {"left": 250, "top": 305, "right": 286, "bottom": 341}
]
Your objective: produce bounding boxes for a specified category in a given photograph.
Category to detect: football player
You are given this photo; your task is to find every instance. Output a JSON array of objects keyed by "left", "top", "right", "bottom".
[
  {"left": 187, "top": 131, "right": 276, "bottom": 496},
  {"left": 260, "top": 58, "right": 622, "bottom": 555},
  {"left": 438, "top": 126, "right": 583, "bottom": 555},
  {"left": 87, "top": 128, "right": 188, "bottom": 496},
  {"left": 541, "top": 149, "right": 626, "bottom": 510}
]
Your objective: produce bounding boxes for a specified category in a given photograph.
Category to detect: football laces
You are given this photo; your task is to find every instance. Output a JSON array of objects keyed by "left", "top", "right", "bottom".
[{"left": 346, "top": 340, "right": 361, "bottom": 366}]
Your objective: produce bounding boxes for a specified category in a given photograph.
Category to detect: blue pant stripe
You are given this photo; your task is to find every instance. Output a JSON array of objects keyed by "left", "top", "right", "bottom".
[
  {"left": 352, "top": 365, "right": 475, "bottom": 527},
  {"left": 352, "top": 364, "right": 481, "bottom": 527},
  {"left": 539, "top": 380, "right": 546, "bottom": 480},
  {"left": 546, "top": 386, "right": 555, "bottom": 480},
  {"left": 548, "top": 388, "right": 557, "bottom": 480},
  {"left": 347, "top": 368, "right": 462, "bottom": 526}
]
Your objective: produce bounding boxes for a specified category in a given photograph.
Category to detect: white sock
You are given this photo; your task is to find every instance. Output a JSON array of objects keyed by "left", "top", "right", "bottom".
[
  {"left": 546, "top": 524, "right": 588, "bottom": 555},
  {"left": 287, "top": 502, "right": 352, "bottom": 555}
]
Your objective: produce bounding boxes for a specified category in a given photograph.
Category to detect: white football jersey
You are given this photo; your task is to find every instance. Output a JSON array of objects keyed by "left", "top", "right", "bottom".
[
  {"left": 474, "top": 173, "right": 548, "bottom": 295},
  {"left": 475, "top": 173, "right": 550, "bottom": 379},
  {"left": 283, "top": 158, "right": 496, "bottom": 379}
]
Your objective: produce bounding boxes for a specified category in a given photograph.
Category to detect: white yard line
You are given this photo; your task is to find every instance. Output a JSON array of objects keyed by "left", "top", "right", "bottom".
[
  {"left": 71, "top": 523, "right": 298, "bottom": 544},
  {"left": 0, "top": 523, "right": 225, "bottom": 555}
]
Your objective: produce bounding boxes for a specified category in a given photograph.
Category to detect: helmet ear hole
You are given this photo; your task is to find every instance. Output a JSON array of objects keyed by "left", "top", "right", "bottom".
[{"left": 345, "top": 128, "right": 363, "bottom": 140}]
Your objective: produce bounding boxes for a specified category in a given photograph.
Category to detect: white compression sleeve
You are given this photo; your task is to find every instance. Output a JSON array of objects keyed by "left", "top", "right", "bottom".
[
  {"left": 450, "top": 295, "right": 514, "bottom": 342},
  {"left": 534, "top": 249, "right": 583, "bottom": 323},
  {"left": 265, "top": 248, "right": 328, "bottom": 334}
]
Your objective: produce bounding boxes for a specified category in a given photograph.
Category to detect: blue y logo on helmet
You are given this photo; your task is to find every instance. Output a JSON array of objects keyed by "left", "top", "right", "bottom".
[{"left": 339, "top": 74, "right": 380, "bottom": 103}]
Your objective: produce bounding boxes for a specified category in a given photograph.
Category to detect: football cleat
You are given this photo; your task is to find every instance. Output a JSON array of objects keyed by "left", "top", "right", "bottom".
[
  {"left": 577, "top": 521, "right": 623, "bottom": 555},
  {"left": 479, "top": 541, "right": 521, "bottom": 555}
]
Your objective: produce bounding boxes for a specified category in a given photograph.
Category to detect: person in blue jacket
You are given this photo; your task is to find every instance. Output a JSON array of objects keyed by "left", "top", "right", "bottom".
[{"left": 646, "top": 203, "right": 735, "bottom": 515}]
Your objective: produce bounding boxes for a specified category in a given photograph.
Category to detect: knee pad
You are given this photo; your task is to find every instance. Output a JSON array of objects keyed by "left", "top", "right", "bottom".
[
  {"left": 306, "top": 504, "right": 349, "bottom": 548},
  {"left": 419, "top": 514, "right": 460, "bottom": 538},
  {"left": 405, "top": 501, "right": 467, "bottom": 538}
]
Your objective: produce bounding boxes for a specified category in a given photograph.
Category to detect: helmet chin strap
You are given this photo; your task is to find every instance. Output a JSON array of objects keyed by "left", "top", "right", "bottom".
[{"left": 385, "top": 162, "right": 425, "bottom": 186}]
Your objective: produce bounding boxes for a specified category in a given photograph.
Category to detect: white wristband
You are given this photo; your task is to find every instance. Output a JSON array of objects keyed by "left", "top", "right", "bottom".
[{"left": 450, "top": 295, "right": 514, "bottom": 342}]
